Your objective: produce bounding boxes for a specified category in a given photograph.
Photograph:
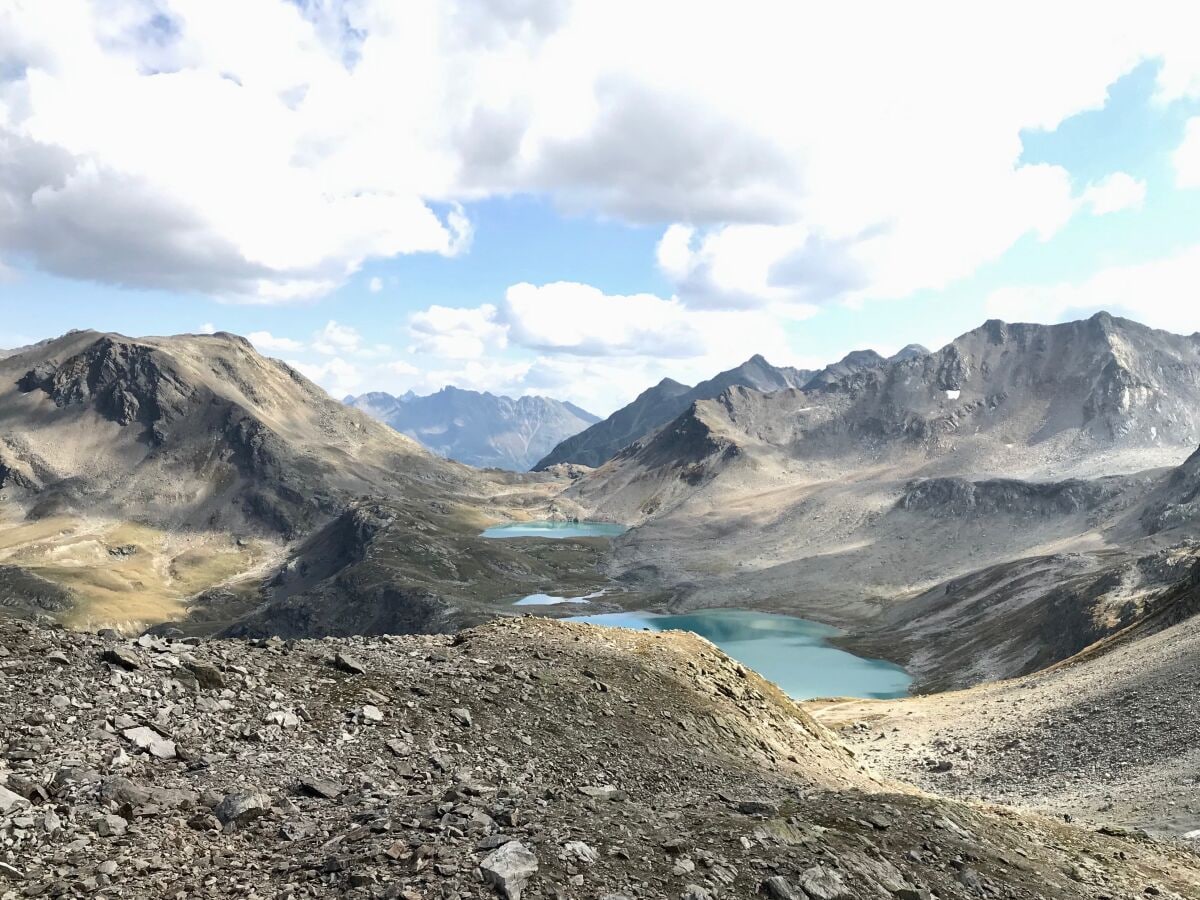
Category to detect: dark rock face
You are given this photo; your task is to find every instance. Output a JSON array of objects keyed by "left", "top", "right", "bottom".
[
  {"left": 345, "top": 386, "right": 599, "bottom": 471},
  {"left": 0, "top": 566, "right": 76, "bottom": 616},
  {"left": 802, "top": 349, "right": 887, "bottom": 390},
  {"left": 898, "top": 476, "right": 1130, "bottom": 518},
  {"left": 18, "top": 337, "right": 193, "bottom": 436},
  {"left": 1141, "top": 446, "right": 1200, "bottom": 534}
]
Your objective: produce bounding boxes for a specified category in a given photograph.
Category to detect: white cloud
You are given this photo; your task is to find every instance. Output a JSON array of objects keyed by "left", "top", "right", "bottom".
[
  {"left": 312, "top": 320, "right": 363, "bottom": 355},
  {"left": 248, "top": 330, "right": 305, "bottom": 353},
  {"left": 655, "top": 224, "right": 695, "bottom": 281},
  {"left": 984, "top": 243, "right": 1200, "bottom": 334},
  {"left": 386, "top": 359, "right": 419, "bottom": 376},
  {"left": 408, "top": 304, "right": 507, "bottom": 359},
  {"left": 1176, "top": 117, "right": 1200, "bottom": 188},
  {"left": 199, "top": 322, "right": 216, "bottom": 334},
  {"left": 3, "top": 2, "right": 1199, "bottom": 305},
  {"left": 1082, "top": 172, "right": 1147, "bottom": 214},
  {"left": 288, "top": 356, "right": 364, "bottom": 398},
  {"left": 368, "top": 276, "right": 383, "bottom": 293}
]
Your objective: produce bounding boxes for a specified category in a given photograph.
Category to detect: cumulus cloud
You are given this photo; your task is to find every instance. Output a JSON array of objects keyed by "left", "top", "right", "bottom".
[
  {"left": 312, "top": 320, "right": 364, "bottom": 355},
  {"left": 199, "top": 322, "right": 216, "bottom": 335},
  {"left": 984, "top": 243, "right": 1200, "bottom": 334},
  {"left": 386, "top": 359, "right": 419, "bottom": 376},
  {"left": 3, "top": 2, "right": 1199, "bottom": 306},
  {"left": 1082, "top": 172, "right": 1147, "bottom": 214},
  {"left": 408, "top": 304, "right": 507, "bottom": 359},
  {"left": 248, "top": 330, "right": 305, "bottom": 353},
  {"left": 368, "top": 277, "right": 383, "bottom": 293},
  {"left": 1176, "top": 117, "right": 1200, "bottom": 188},
  {"left": 288, "top": 356, "right": 364, "bottom": 398}
]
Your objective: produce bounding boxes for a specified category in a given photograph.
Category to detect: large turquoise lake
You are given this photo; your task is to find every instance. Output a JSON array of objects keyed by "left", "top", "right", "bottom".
[
  {"left": 482, "top": 520, "right": 627, "bottom": 539},
  {"left": 568, "top": 608, "right": 911, "bottom": 700}
]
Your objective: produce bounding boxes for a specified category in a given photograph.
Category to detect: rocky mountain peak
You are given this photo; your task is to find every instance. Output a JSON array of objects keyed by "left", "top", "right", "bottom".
[{"left": 0, "top": 330, "right": 452, "bottom": 537}]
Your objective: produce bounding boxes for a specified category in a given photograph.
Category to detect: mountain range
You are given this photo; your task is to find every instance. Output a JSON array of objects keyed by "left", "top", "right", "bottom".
[
  {"left": 533, "top": 345, "right": 929, "bottom": 469},
  {"left": 344, "top": 386, "right": 598, "bottom": 470},
  {"left": 561, "top": 312, "right": 1200, "bottom": 691},
  {"left": 8, "top": 312, "right": 1200, "bottom": 869}
]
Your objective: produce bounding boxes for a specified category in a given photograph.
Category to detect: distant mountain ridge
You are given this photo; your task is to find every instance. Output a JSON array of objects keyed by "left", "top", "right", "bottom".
[
  {"left": 534, "top": 345, "right": 928, "bottom": 470},
  {"left": 344, "top": 386, "right": 599, "bottom": 470}
]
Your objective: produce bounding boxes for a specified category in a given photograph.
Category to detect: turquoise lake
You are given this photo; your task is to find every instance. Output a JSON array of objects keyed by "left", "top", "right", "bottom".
[
  {"left": 482, "top": 520, "right": 627, "bottom": 539},
  {"left": 568, "top": 608, "right": 911, "bottom": 700}
]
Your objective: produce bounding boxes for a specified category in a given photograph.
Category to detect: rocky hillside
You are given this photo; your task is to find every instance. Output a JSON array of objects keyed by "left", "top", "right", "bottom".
[
  {"left": 533, "top": 355, "right": 814, "bottom": 470},
  {"left": 345, "top": 386, "right": 599, "bottom": 471},
  {"left": 4, "top": 614, "right": 1200, "bottom": 899},
  {"left": 0, "top": 329, "right": 469, "bottom": 537},
  {"left": 0, "top": 330, "right": 584, "bottom": 634},
  {"left": 818, "top": 568, "right": 1200, "bottom": 840}
]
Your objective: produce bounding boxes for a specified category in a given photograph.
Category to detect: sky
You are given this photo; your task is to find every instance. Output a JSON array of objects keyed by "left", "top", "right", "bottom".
[{"left": 1, "top": 2, "right": 1200, "bottom": 416}]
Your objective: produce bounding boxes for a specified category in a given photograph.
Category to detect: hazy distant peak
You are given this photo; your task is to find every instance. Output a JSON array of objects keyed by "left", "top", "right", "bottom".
[{"left": 344, "top": 385, "right": 598, "bottom": 470}]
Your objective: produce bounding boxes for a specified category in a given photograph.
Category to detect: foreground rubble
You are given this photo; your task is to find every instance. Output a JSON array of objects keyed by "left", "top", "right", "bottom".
[{"left": 1, "top": 617, "right": 1199, "bottom": 899}]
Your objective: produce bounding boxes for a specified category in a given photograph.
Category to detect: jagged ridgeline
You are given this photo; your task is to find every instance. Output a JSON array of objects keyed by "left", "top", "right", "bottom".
[{"left": 534, "top": 346, "right": 930, "bottom": 470}]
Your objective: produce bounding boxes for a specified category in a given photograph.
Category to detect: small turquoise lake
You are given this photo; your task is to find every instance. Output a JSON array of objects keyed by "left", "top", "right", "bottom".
[
  {"left": 568, "top": 608, "right": 911, "bottom": 700},
  {"left": 482, "top": 520, "right": 627, "bottom": 539}
]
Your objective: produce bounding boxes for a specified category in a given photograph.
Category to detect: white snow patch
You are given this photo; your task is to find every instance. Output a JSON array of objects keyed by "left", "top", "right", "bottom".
[{"left": 945, "top": 389, "right": 961, "bottom": 400}]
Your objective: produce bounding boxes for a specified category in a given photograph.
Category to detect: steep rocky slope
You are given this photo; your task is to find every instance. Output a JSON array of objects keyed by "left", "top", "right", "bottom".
[
  {"left": 4, "top": 615, "right": 1200, "bottom": 899},
  {"left": 345, "top": 386, "right": 599, "bottom": 471},
  {"left": 534, "top": 355, "right": 814, "bottom": 470},
  {"left": 816, "top": 564, "right": 1200, "bottom": 840}
]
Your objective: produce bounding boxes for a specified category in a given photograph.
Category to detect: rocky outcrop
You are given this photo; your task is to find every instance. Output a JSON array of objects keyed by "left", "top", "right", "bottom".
[
  {"left": 17, "top": 336, "right": 195, "bottom": 438},
  {"left": 898, "top": 475, "right": 1133, "bottom": 519}
]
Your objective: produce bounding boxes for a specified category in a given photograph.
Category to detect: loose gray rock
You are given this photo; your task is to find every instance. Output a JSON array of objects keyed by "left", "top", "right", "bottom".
[
  {"left": 214, "top": 791, "right": 272, "bottom": 828},
  {"left": 799, "top": 865, "right": 852, "bottom": 900},
  {"left": 102, "top": 646, "right": 141, "bottom": 670},
  {"left": 0, "top": 784, "right": 29, "bottom": 813},
  {"left": 298, "top": 777, "right": 345, "bottom": 799},
  {"left": 96, "top": 813, "right": 128, "bottom": 837},
  {"left": 183, "top": 659, "right": 225, "bottom": 689},
  {"left": 761, "top": 875, "right": 800, "bottom": 900},
  {"left": 578, "top": 784, "right": 621, "bottom": 800},
  {"left": 562, "top": 840, "right": 599, "bottom": 864},
  {"left": 480, "top": 840, "right": 538, "bottom": 900},
  {"left": 332, "top": 651, "right": 366, "bottom": 675}
]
